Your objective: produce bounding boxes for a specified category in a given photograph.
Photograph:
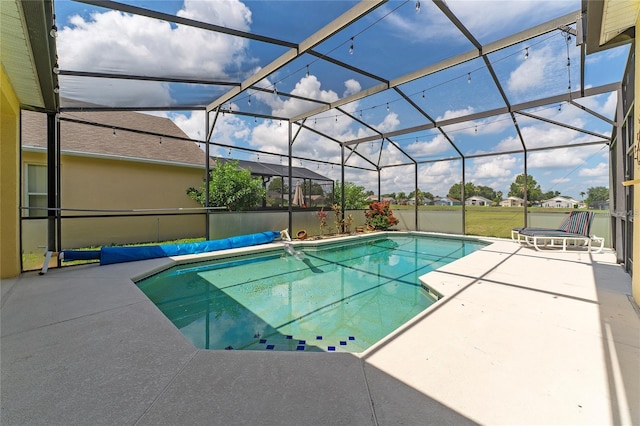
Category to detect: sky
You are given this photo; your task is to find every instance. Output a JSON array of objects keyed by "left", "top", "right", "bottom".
[{"left": 53, "top": 0, "right": 629, "bottom": 200}]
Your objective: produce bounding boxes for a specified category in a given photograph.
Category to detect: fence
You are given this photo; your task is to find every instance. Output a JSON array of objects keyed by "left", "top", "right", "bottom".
[{"left": 21, "top": 208, "right": 611, "bottom": 271}]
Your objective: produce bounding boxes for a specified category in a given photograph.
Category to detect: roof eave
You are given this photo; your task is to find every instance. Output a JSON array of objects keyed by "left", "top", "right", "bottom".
[
  {"left": 17, "top": 0, "right": 59, "bottom": 111},
  {"left": 584, "top": 0, "right": 637, "bottom": 55}
]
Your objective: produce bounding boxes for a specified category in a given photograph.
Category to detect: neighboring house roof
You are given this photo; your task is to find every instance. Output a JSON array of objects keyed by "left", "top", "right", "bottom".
[
  {"left": 466, "top": 196, "right": 493, "bottom": 203},
  {"left": 434, "top": 196, "right": 460, "bottom": 204},
  {"left": 21, "top": 110, "right": 207, "bottom": 167},
  {"left": 543, "top": 196, "right": 578, "bottom": 204},
  {"left": 211, "top": 156, "right": 332, "bottom": 181}
]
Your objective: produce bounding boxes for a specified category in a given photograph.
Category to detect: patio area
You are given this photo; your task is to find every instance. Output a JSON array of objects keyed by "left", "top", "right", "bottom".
[{"left": 1, "top": 237, "right": 638, "bottom": 425}]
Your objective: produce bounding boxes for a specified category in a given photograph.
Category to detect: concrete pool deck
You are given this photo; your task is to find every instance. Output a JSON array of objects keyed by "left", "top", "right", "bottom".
[{"left": 1, "top": 238, "right": 639, "bottom": 425}]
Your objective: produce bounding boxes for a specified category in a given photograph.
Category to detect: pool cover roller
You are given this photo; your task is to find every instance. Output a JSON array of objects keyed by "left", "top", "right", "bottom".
[{"left": 61, "top": 231, "right": 281, "bottom": 265}]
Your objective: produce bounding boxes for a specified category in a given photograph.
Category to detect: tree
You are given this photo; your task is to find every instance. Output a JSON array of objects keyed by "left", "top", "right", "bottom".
[
  {"left": 508, "top": 174, "right": 542, "bottom": 202},
  {"left": 309, "top": 182, "right": 324, "bottom": 196},
  {"left": 448, "top": 182, "right": 475, "bottom": 201},
  {"left": 267, "top": 177, "right": 288, "bottom": 194},
  {"left": 580, "top": 191, "right": 586, "bottom": 201},
  {"left": 542, "top": 190, "right": 561, "bottom": 200},
  {"left": 476, "top": 185, "right": 496, "bottom": 200},
  {"left": 396, "top": 191, "right": 407, "bottom": 200},
  {"left": 186, "top": 159, "right": 266, "bottom": 211},
  {"left": 587, "top": 186, "right": 609, "bottom": 203},
  {"left": 330, "top": 181, "right": 369, "bottom": 209}
]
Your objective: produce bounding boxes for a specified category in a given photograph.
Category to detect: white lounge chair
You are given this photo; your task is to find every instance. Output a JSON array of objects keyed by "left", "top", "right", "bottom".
[{"left": 512, "top": 211, "right": 604, "bottom": 253}]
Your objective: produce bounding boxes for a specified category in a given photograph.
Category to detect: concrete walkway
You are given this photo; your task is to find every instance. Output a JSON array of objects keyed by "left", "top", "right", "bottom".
[{"left": 1, "top": 239, "right": 638, "bottom": 425}]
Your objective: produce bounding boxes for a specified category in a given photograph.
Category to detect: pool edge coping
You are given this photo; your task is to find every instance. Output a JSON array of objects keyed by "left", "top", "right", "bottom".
[{"left": 129, "top": 231, "right": 498, "bottom": 356}]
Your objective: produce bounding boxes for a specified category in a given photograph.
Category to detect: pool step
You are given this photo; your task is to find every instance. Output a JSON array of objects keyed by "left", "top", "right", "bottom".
[{"left": 233, "top": 333, "right": 358, "bottom": 352}]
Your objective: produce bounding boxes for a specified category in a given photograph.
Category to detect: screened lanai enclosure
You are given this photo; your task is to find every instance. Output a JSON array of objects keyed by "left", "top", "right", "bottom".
[{"left": 23, "top": 0, "right": 635, "bottom": 271}]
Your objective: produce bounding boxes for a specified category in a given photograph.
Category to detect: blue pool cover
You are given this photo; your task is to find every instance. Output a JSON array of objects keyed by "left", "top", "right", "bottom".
[{"left": 61, "top": 231, "right": 281, "bottom": 265}]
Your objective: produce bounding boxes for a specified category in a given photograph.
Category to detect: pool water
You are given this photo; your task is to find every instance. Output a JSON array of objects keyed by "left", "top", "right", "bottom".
[{"left": 137, "top": 235, "right": 486, "bottom": 352}]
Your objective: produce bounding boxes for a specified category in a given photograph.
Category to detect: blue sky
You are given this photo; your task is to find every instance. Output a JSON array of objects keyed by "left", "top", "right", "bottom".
[{"left": 54, "top": 0, "right": 629, "bottom": 200}]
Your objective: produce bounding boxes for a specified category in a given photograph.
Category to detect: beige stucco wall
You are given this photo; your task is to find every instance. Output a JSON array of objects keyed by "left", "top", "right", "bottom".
[
  {"left": 21, "top": 150, "right": 207, "bottom": 250},
  {"left": 634, "top": 13, "right": 640, "bottom": 305},
  {"left": 1, "top": 67, "right": 21, "bottom": 278}
]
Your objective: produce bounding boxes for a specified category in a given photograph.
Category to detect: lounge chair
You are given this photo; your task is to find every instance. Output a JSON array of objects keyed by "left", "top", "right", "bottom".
[
  {"left": 512, "top": 211, "right": 604, "bottom": 253},
  {"left": 511, "top": 210, "right": 587, "bottom": 241}
]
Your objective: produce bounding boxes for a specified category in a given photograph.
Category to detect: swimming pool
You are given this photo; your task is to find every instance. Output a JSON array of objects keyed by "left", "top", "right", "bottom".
[{"left": 137, "top": 234, "right": 487, "bottom": 353}]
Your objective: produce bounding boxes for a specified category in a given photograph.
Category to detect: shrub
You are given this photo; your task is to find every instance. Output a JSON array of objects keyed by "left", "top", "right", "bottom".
[{"left": 364, "top": 201, "right": 399, "bottom": 230}]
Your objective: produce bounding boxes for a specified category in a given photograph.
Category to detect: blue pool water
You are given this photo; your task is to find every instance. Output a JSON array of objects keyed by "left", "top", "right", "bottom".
[{"left": 137, "top": 234, "right": 487, "bottom": 352}]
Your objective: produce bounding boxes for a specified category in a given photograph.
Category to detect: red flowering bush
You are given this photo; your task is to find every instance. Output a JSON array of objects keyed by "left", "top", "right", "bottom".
[{"left": 364, "top": 201, "right": 399, "bottom": 230}]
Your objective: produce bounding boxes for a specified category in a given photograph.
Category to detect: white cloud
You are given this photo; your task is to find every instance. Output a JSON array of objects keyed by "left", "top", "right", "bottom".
[
  {"left": 528, "top": 149, "right": 584, "bottom": 168},
  {"left": 438, "top": 107, "right": 475, "bottom": 122},
  {"left": 418, "top": 161, "right": 461, "bottom": 195},
  {"left": 59, "top": 76, "right": 173, "bottom": 108},
  {"left": 494, "top": 120, "right": 602, "bottom": 154},
  {"left": 579, "top": 162, "right": 608, "bottom": 177},
  {"left": 169, "top": 110, "right": 205, "bottom": 140},
  {"left": 177, "top": 0, "right": 251, "bottom": 29},
  {"left": 383, "top": 1, "right": 459, "bottom": 43},
  {"left": 343, "top": 79, "right": 362, "bottom": 97},
  {"left": 470, "top": 156, "right": 516, "bottom": 179},
  {"left": 440, "top": 109, "right": 512, "bottom": 137},
  {"left": 375, "top": 112, "right": 400, "bottom": 133},
  {"left": 266, "top": 75, "right": 367, "bottom": 141},
  {"left": 57, "top": 1, "right": 252, "bottom": 106},
  {"left": 445, "top": 1, "right": 575, "bottom": 41},
  {"left": 507, "top": 45, "right": 555, "bottom": 94},
  {"left": 249, "top": 120, "right": 291, "bottom": 155},
  {"left": 406, "top": 134, "right": 450, "bottom": 157},
  {"left": 602, "top": 92, "right": 617, "bottom": 118}
]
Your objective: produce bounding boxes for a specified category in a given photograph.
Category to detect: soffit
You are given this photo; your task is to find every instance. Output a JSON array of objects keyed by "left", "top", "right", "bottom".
[
  {"left": 0, "top": 0, "right": 58, "bottom": 111},
  {"left": 600, "top": 0, "right": 639, "bottom": 45}
]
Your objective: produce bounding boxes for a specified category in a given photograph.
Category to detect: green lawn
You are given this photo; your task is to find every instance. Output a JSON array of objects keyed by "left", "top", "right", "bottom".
[{"left": 392, "top": 205, "right": 597, "bottom": 239}]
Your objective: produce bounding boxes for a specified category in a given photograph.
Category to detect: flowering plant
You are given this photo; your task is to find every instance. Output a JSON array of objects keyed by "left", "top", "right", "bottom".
[
  {"left": 332, "top": 203, "right": 344, "bottom": 233},
  {"left": 344, "top": 213, "right": 353, "bottom": 233},
  {"left": 364, "top": 201, "right": 399, "bottom": 230},
  {"left": 316, "top": 208, "right": 328, "bottom": 235}
]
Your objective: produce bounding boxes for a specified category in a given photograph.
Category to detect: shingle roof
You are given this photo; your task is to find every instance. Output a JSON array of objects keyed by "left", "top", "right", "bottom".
[{"left": 22, "top": 110, "right": 207, "bottom": 166}]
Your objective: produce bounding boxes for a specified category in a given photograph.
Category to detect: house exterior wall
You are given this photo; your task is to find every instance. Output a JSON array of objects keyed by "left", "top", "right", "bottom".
[
  {"left": 21, "top": 150, "right": 207, "bottom": 250},
  {"left": 634, "top": 14, "right": 640, "bottom": 304},
  {"left": 1, "top": 67, "right": 21, "bottom": 278},
  {"left": 541, "top": 197, "right": 578, "bottom": 208},
  {"left": 465, "top": 196, "right": 492, "bottom": 206},
  {"left": 500, "top": 197, "right": 523, "bottom": 207}
]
